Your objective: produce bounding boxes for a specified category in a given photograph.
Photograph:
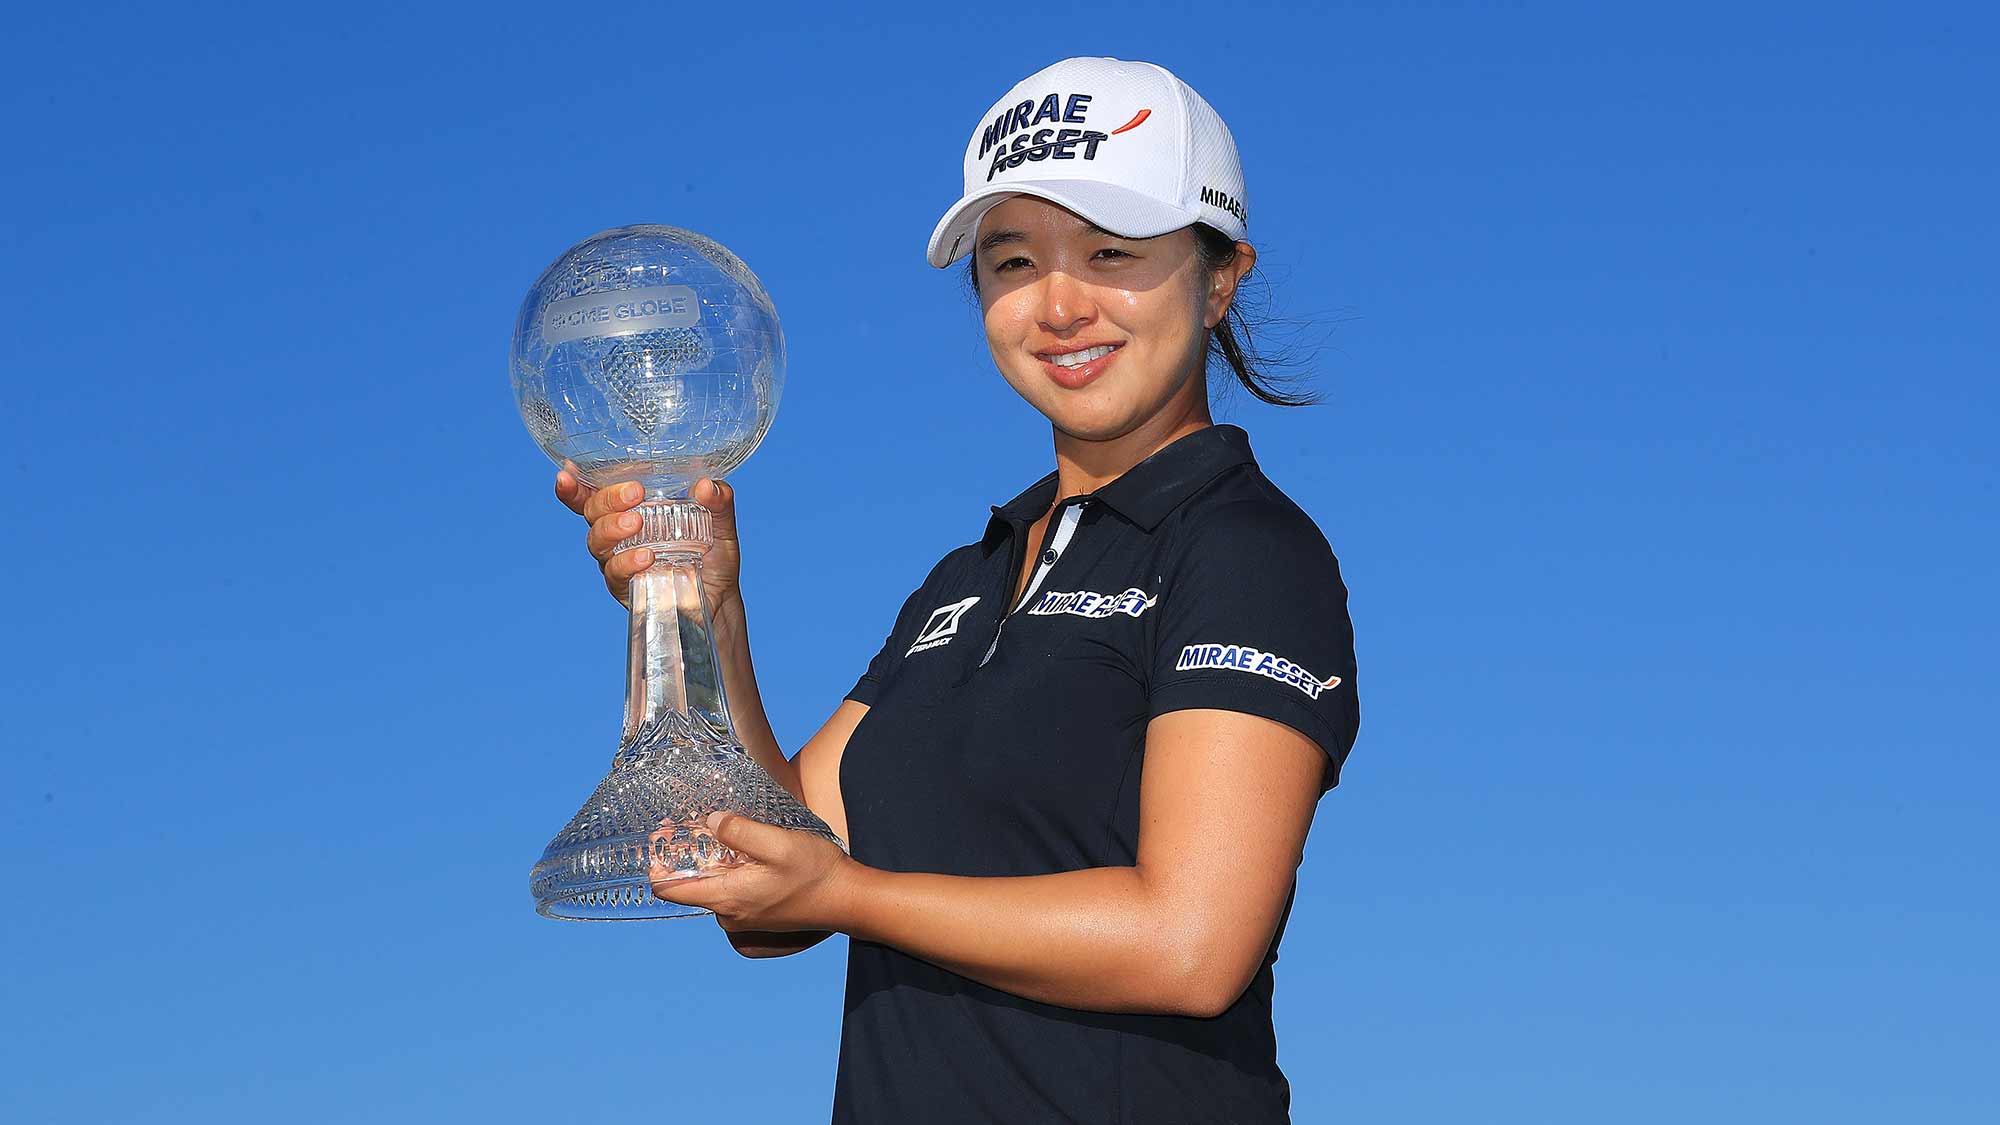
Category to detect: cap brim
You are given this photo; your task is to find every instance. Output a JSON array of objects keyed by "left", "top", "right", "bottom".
[{"left": 925, "top": 180, "right": 1202, "bottom": 268}]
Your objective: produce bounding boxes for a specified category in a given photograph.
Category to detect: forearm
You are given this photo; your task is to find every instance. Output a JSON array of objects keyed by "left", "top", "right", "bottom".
[
  {"left": 836, "top": 864, "right": 1218, "bottom": 1016},
  {"left": 708, "top": 594, "right": 801, "bottom": 799}
]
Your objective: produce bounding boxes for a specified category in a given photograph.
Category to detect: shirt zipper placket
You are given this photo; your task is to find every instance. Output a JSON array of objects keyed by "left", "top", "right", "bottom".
[{"left": 978, "top": 500, "right": 1085, "bottom": 668}]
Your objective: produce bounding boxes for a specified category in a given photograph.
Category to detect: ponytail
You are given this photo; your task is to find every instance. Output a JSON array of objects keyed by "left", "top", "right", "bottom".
[{"left": 1192, "top": 223, "right": 1316, "bottom": 407}]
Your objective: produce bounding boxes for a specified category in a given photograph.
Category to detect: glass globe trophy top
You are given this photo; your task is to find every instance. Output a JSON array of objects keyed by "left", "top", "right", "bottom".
[{"left": 512, "top": 225, "right": 843, "bottom": 920}]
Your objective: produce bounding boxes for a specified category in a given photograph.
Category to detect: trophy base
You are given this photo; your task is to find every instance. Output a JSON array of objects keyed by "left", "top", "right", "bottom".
[
  {"left": 536, "top": 880, "right": 714, "bottom": 921},
  {"left": 536, "top": 824, "right": 740, "bottom": 920},
  {"left": 530, "top": 737, "right": 845, "bottom": 922}
]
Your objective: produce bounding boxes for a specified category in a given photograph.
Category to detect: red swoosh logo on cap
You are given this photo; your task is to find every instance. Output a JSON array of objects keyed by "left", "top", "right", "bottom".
[{"left": 1109, "top": 109, "right": 1151, "bottom": 135}]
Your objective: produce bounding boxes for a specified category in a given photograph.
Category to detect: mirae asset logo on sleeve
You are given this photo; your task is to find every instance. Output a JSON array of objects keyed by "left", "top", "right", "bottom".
[{"left": 1175, "top": 643, "right": 1343, "bottom": 700}]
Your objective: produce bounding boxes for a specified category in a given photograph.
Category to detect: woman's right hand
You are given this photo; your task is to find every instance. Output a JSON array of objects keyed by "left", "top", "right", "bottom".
[{"left": 555, "top": 464, "right": 744, "bottom": 613}]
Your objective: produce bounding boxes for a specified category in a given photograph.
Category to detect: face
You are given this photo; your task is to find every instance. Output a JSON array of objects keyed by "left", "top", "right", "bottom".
[{"left": 972, "top": 196, "right": 1253, "bottom": 443}]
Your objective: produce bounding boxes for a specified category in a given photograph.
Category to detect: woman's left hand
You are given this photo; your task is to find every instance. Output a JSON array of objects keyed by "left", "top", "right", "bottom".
[{"left": 651, "top": 811, "right": 861, "bottom": 934}]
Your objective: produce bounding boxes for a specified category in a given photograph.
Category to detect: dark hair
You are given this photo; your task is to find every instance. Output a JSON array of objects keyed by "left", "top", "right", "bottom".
[
  {"left": 1190, "top": 223, "right": 1316, "bottom": 407},
  {"left": 964, "top": 222, "right": 1317, "bottom": 407}
]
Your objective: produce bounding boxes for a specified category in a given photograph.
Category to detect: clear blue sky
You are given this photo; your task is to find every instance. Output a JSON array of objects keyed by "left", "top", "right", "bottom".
[{"left": 3, "top": 2, "right": 1993, "bottom": 1121}]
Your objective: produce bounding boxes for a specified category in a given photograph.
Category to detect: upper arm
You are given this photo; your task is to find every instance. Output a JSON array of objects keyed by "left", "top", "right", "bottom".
[
  {"left": 1132, "top": 498, "right": 1360, "bottom": 1012},
  {"left": 794, "top": 699, "right": 868, "bottom": 844},
  {"left": 1135, "top": 708, "right": 1323, "bottom": 1015}
]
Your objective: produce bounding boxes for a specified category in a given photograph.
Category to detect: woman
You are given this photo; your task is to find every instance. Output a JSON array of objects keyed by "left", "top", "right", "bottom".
[{"left": 556, "top": 56, "right": 1360, "bottom": 1124}]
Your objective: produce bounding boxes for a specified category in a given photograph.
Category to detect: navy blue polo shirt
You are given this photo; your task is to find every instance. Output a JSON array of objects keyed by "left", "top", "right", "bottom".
[{"left": 832, "top": 423, "right": 1360, "bottom": 1125}]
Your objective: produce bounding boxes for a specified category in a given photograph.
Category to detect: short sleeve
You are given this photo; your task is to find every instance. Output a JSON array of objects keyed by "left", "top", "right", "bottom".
[
  {"left": 845, "top": 580, "right": 937, "bottom": 707},
  {"left": 1148, "top": 501, "right": 1360, "bottom": 792}
]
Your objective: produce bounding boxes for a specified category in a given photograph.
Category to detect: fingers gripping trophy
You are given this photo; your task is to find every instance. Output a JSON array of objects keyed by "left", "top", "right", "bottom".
[{"left": 511, "top": 225, "right": 845, "bottom": 920}]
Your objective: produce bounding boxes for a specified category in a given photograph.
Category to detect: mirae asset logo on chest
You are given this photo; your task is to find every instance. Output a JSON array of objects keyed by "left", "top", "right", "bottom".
[{"left": 1027, "top": 587, "right": 1157, "bottom": 619}]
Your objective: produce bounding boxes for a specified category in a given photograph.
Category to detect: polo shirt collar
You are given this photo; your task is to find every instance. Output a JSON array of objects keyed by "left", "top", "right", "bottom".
[{"left": 983, "top": 424, "right": 1258, "bottom": 546}]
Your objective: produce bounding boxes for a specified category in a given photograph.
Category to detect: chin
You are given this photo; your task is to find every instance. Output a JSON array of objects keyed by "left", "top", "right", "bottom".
[
  {"left": 1038, "top": 398, "right": 1153, "bottom": 443},
  {"left": 1002, "top": 360, "right": 1195, "bottom": 444}
]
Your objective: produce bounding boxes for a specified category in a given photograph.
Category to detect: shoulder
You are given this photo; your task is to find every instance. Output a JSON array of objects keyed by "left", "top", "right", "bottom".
[
  {"left": 911, "top": 537, "right": 992, "bottom": 593},
  {"left": 1141, "top": 460, "right": 1360, "bottom": 786},
  {"left": 1154, "top": 463, "right": 1341, "bottom": 581}
]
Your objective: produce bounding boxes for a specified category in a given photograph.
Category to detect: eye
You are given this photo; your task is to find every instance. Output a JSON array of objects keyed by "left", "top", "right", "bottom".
[
  {"left": 1092, "top": 247, "right": 1133, "bottom": 262},
  {"left": 992, "top": 256, "right": 1032, "bottom": 273}
]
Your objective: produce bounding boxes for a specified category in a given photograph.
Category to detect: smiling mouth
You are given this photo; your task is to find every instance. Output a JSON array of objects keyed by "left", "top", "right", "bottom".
[{"left": 1039, "top": 343, "right": 1121, "bottom": 369}]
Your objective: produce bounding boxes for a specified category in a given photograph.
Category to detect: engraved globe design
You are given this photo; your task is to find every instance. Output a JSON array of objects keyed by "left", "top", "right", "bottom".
[
  {"left": 511, "top": 226, "right": 840, "bottom": 921},
  {"left": 511, "top": 224, "right": 783, "bottom": 498}
]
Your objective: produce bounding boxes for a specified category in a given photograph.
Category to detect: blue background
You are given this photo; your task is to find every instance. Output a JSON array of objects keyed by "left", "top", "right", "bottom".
[{"left": 3, "top": 2, "right": 1993, "bottom": 1121}]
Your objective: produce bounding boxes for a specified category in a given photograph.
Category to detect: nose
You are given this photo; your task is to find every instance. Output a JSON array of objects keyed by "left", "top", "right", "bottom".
[{"left": 1036, "top": 270, "right": 1096, "bottom": 336}]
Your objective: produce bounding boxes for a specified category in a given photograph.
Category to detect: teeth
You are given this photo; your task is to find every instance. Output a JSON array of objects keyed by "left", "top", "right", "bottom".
[{"left": 1049, "top": 344, "right": 1116, "bottom": 368}]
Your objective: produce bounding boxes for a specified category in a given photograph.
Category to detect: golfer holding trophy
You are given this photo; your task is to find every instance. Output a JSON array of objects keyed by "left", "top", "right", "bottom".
[{"left": 515, "top": 56, "right": 1360, "bottom": 1124}]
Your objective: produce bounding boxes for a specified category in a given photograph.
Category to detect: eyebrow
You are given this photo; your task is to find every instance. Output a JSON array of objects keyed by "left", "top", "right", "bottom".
[
  {"left": 976, "top": 222, "right": 1126, "bottom": 254},
  {"left": 977, "top": 229, "right": 1027, "bottom": 253}
]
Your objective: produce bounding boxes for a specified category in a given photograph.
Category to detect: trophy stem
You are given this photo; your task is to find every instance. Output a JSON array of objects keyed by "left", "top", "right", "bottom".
[{"left": 619, "top": 501, "right": 731, "bottom": 750}]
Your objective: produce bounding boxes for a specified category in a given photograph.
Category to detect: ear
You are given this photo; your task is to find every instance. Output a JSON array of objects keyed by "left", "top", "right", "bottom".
[{"left": 1205, "top": 241, "right": 1257, "bottom": 329}]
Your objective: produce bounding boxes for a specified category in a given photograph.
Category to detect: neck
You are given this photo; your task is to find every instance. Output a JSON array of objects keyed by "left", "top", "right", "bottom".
[{"left": 1050, "top": 381, "right": 1213, "bottom": 500}]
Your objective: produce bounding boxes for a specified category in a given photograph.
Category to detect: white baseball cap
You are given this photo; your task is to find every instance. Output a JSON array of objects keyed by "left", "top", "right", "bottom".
[{"left": 926, "top": 56, "right": 1249, "bottom": 268}]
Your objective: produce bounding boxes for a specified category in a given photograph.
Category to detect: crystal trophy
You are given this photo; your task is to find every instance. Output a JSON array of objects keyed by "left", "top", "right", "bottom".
[{"left": 512, "top": 224, "right": 844, "bottom": 920}]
